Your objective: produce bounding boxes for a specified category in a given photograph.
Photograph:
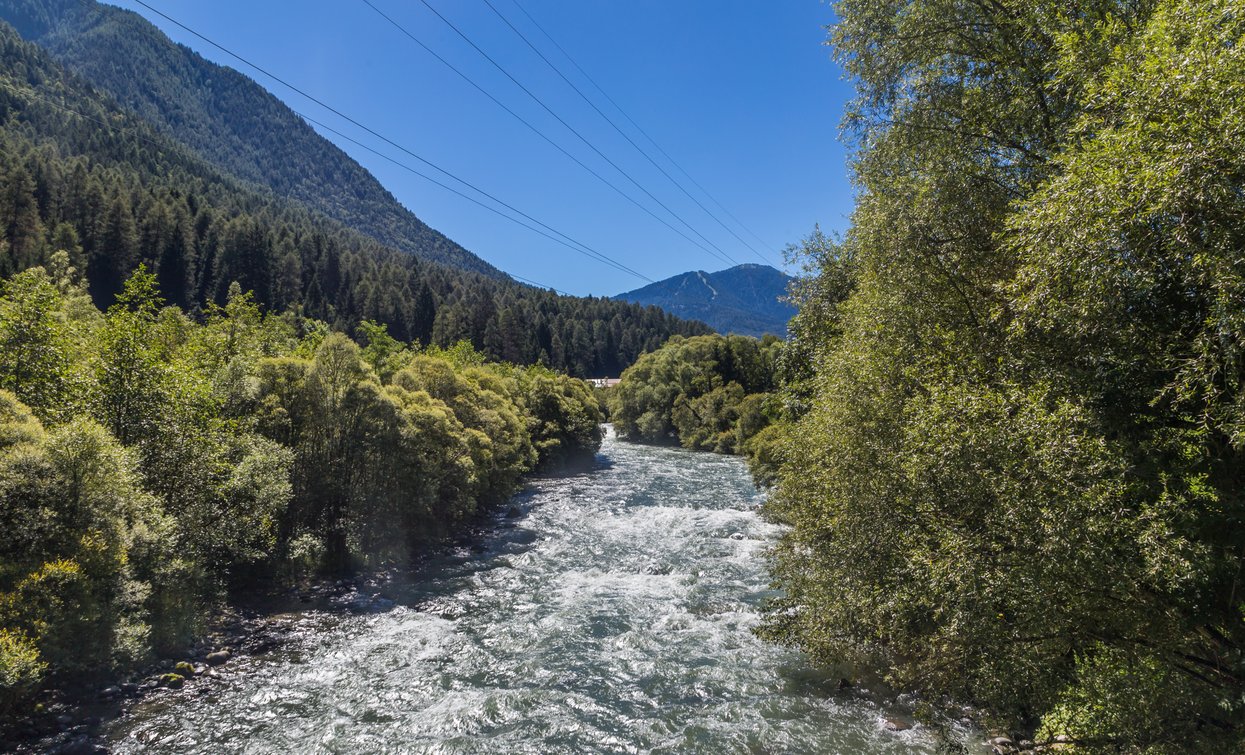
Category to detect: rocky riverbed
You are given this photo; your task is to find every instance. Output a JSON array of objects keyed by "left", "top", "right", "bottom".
[{"left": 11, "top": 430, "right": 993, "bottom": 754}]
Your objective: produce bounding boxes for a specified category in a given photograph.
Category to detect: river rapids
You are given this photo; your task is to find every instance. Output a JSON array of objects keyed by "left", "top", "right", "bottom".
[{"left": 105, "top": 427, "right": 964, "bottom": 754}]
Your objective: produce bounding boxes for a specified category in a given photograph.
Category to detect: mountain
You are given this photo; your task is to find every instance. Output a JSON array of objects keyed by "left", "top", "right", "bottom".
[
  {"left": 0, "top": 19, "right": 710, "bottom": 375},
  {"left": 614, "top": 264, "right": 796, "bottom": 338},
  {"left": 0, "top": 0, "right": 499, "bottom": 277}
]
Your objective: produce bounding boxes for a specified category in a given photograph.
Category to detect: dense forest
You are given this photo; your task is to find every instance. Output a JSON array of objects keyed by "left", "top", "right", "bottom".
[
  {"left": 0, "top": 0, "right": 498, "bottom": 276},
  {"left": 0, "top": 20, "right": 709, "bottom": 378},
  {"left": 748, "top": 0, "right": 1245, "bottom": 751},
  {"left": 0, "top": 259, "right": 604, "bottom": 718},
  {"left": 607, "top": 333, "right": 787, "bottom": 483}
]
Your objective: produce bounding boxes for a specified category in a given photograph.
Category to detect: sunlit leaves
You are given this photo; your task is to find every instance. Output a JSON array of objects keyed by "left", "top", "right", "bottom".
[
  {"left": 611, "top": 334, "right": 782, "bottom": 451},
  {"left": 768, "top": 0, "right": 1245, "bottom": 747},
  {"left": 0, "top": 260, "right": 607, "bottom": 716}
]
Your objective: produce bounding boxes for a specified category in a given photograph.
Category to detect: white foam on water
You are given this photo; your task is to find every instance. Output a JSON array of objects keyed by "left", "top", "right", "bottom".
[{"left": 106, "top": 431, "right": 971, "bottom": 754}]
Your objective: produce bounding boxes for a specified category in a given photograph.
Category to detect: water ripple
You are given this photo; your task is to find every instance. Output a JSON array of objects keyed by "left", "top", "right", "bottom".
[{"left": 107, "top": 428, "right": 963, "bottom": 754}]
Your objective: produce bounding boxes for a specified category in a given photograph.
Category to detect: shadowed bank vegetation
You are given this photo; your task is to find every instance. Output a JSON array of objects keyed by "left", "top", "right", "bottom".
[
  {"left": 0, "top": 261, "right": 602, "bottom": 719},
  {"left": 756, "top": 0, "right": 1245, "bottom": 751}
]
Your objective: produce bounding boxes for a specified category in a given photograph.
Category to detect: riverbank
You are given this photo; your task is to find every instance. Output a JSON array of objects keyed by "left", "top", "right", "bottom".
[
  {"left": 1, "top": 479, "right": 559, "bottom": 755},
  {"left": 2, "top": 568, "right": 411, "bottom": 754},
  {"left": 85, "top": 431, "right": 961, "bottom": 753},
  {"left": 6, "top": 432, "right": 1004, "bottom": 754}
]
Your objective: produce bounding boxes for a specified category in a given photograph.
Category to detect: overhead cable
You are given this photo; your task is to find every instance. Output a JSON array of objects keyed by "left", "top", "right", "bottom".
[
  {"left": 295, "top": 111, "right": 653, "bottom": 282},
  {"left": 127, "top": 0, "right": 653, "bottom": 282},
  {"left": 507, "top": 0, "right": 781, "bottom": 260},
  {"left": 378, "top": 0, "right": 737, "bottom": 267},
  {"left": 483, "top": 0, "right": 773, "bottom": 266},
  {"left": 1, "top": 78, "right": 650, "bottom": 284}
]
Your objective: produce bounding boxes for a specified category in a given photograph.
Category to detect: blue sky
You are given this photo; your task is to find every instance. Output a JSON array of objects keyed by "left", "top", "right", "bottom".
[{"left": 110, "top": 0, "right": 854, "bottom": 296}]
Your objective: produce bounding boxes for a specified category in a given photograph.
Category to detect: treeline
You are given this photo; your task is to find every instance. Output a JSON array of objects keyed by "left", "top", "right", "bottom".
[
  {"left": 0, "top": 0, "right": 498, "bottom": 276},
  {"left": 0, "top": 260, "right": 603, "bottom": 718},
  {"left": 0, "top": 21, "right": 708, "bottom": 378},
  {"left": 608, "top": 334, "right": 787, "bottom": 481},
  {"left": 757, "top": 0, "right": 1245, "bottom": 751}
]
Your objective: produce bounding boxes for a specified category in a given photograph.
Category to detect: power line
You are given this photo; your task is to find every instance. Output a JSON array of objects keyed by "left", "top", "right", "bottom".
[
  {"left": 126, "top": 0, "right": 653, "bottom": 283},
  {"left": 391, "top": 0, "right": 738, "bottom": 267},
  {"left": 508, "top": 273, "right": 568, "bottom": 295},
  {"left": 359, "top": 0, "right": 732, "bottom": 268},
  {"left": 507, "top": 0, "right": 781, "bottom": 260},
  {"left": 295, "top": 111, "right": 652, "bottom": 282},
  {"left": 1, "top": 75, "right": 651, "bottom": 283},
  {"left": 481, "top": 0, "right": 774, "bottom": 267},
  {"left": 356, "top": 0, "right": 729, "bottom": 272}
]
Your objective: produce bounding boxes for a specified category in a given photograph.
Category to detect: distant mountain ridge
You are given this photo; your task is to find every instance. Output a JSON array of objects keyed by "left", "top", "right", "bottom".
[
  {"left": 0, "top": 17, "right": 711, "bottom": 376},
  {"left": 0, "top": 0, "right": 501, "bottom": 277},
  {"left": 614, "top": 264, "right": 796, "bottom": 338}
]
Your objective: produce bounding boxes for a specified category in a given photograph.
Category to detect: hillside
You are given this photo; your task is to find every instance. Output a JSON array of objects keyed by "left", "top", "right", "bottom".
[
  {"left": 614, "top": 263, "right": 795, "bottom": 338},
  {"left": 0, "top": 20, "right": 709, "bottom": 376},
  {"left": 0, "top": 0, "right": 499, "bottom": 277}
]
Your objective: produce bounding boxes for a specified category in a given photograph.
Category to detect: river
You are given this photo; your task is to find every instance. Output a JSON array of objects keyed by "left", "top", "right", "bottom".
[{"left": 105, "top": 427, "right": 963, "bottom": 754}]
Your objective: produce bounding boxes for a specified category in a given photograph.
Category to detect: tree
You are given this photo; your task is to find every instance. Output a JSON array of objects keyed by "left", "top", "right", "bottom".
[
  {"left": 764, "top": 0, "right": 1245, "bottom": 748},
  {"left": 0, "top": 267, "right": 70, "bottom": 419},
  {"left": 0, "top": 165, "right": 45, "bottom": 274},
  {"left": 93, "top": 267, "right": 167, "bottom": 446},
  {"left": 93, "top": 195, "right": 138, "bottom": 303},
  {"left": 0, "top": 390, "right": 177, "bottom": 680},
  {"left": 611, "top": 334, "right": 780, "bottom": 450}
]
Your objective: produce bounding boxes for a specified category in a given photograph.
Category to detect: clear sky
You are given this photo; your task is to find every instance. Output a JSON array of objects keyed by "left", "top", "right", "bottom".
[{"left": 108, "top": 0, "right": 854, "bottom": 297}]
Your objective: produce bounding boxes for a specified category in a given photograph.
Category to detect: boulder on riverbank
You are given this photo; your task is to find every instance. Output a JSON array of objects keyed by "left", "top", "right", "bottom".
[{"left": 158, "top": 673, "right": 184, "bottom": 689}]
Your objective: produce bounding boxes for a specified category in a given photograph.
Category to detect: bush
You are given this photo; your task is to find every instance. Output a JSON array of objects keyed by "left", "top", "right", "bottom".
[
  {"left": 0, "top": 628, "right": 44, "bottom": 717},
  {"left": 611, "top": 334, "right": 780, "bottom": 454}
]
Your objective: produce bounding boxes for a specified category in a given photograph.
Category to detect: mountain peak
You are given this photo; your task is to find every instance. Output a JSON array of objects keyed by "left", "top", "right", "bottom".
[
  {"left": 0, "top": 0, "right": 501, "bottom": 277},
  {"left": 615, "top": 264, "right": 795, "bottom": 338}
]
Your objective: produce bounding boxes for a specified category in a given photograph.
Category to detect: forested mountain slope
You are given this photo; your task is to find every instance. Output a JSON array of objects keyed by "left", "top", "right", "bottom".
[
  {"left": 0, "top": 0, "right": 497, "bottom": 276},
  {"left": 0, "top": 21, "right": 708, "bottom": 376},
  {"left": 615, "top": 263, "right": 795, "bottom": 338}
]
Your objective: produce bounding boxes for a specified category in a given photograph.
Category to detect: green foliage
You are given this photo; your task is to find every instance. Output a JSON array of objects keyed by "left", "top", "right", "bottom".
[
  {"left": 0, "top": 628, "right": 42, "bottom": 717},
  {"left": 672, "top": 382, "right": 746, "bottom": 453},
  {"left": 516, "top": 368, "right": 604, "bottom": 469},
  {"left": 0, "top": 395, "right": 175, "bottom": 682},
  {"left": 1037, "top": 645, "right": 1244, "bottom": 753},
  {"left": 0, "top": 17, "right": 708, "bottom": 378},
  {"left": 0, "top": 386, "right": 40, "bottom": 449},
  {"left": 93, "top": 267, "right": 169, "bottom": 446},
  {"left": 0, "top": 268, "right": 70, "bottom": 420},
  {"left": 0, "top": 260, "right": 606, "bottom": 716},
  {"left": 2, "top": 559, "right": 100, "bottom": 677},
  {"left": 611, "top": 334, "right": 780, "bottom": 456},
  {"left": 393, "top": 356, "right": 536, "bottom": 505},
  {"left": 740, "top": 419, "right": 786, "bottom": 489},
  {"left": 357, "top": 320, "right": 410, "bottom": 383},
  {"left": 765, "top": 0, "right": 1245, "bottom": 749}
]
